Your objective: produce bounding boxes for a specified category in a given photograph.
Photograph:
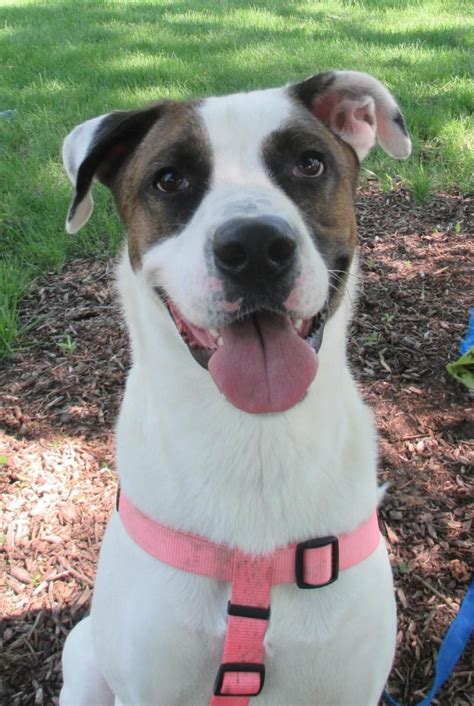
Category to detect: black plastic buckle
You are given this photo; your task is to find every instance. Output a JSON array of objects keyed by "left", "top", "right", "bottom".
[
  {"left": 295, "top": 535, "right": 339, "bottom": 589},
  {"left": 214, "top": 663, "right": 265, "bottom": 697},
  {"left": 227, "top": 601, "right": 270, "bottom": 621},
  {"left": 115, "top": 485, "right": 121, "bottom": 512}
]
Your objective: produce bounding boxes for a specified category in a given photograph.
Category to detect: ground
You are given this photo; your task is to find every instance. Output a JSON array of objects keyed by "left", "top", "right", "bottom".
[{"left": 1, "top": 186, "right": 473, "bottom": 705}]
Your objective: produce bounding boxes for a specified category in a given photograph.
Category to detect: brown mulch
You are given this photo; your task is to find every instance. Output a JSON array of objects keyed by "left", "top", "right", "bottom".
[{"left": 1, "top": 186, "right": 473, "bottom": 706}]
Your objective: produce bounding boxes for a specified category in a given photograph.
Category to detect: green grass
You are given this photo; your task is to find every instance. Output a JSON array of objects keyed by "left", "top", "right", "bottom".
[{"left": 0, "top": 0, "right": 472, "bottom": 355}]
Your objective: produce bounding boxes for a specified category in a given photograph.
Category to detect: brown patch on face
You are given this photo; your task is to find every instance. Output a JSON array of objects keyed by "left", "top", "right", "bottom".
[
  {"left": 109, "top": 101, "right": 212, "bottom": 269},
  {"left": 262, "top": 108, "right": 359, "bottom": 313}
]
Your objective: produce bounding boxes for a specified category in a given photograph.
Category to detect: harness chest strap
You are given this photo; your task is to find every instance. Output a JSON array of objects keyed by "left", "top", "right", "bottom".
[{"left": 118, "top": 491, "right": 381, "bottom": 704}]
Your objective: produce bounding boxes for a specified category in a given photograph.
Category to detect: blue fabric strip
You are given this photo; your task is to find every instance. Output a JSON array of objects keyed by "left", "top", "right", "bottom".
[{"left": 383, "top": 578, "right": 474, "bottom": 706}]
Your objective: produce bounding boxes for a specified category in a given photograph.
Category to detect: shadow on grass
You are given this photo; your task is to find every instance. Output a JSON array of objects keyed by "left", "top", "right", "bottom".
[
  {"left": 1, "top": 0, "right": 470, "bottom": 154},
  {"left": 3, "top": 1, "right": 471, "bottom": 102}
]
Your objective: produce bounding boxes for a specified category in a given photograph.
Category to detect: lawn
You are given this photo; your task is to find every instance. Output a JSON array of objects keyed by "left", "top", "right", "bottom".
[{"left": 0, "top": 0, "right": 472, "bottom": 355}]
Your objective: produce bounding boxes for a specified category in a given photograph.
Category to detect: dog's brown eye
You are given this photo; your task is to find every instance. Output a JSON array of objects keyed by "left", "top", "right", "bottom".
[
  {"left": 154, "top": 168, "right": 190, "bottom": 193},
  {"left": 293, "top": 152, "right": 325, "bottom": 178}
]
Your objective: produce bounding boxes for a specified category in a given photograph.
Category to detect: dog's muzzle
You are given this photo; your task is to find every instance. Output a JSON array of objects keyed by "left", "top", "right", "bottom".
[{"left": 157, "top": 217, "right": 329, "bottom": 415}]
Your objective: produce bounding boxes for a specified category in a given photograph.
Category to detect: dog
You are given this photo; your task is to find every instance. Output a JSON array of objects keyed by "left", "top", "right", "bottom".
[{"left": 59, "top": 70, "right": 411, "bottom": 706}]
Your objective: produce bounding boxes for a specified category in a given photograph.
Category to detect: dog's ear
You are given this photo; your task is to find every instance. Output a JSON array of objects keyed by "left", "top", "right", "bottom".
[
  {"left": 62, "top": 106, "right": 163, "bottom": 233},
  {"left": 291, "top": 70, "right": 411, "bottom": 161}
]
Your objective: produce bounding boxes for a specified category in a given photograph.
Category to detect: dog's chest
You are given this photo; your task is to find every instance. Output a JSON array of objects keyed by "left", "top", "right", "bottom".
[
  {"left": 91, "top": 513, "right": 394, "bottom": 706},
  {"left": 115, "top": 346, "right": 380, "bottom": 554},
  {"left": 100, "top": 296, "right": 393, "bottom": 704}
]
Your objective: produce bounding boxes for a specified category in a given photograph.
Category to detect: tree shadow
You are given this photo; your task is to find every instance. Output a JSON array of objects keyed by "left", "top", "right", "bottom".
[
  {"left": 2, "top": 603, "right": 89, "bottom": 705},
  {"left": 3, "top": 0, "right": 470, "bottom": 106}
]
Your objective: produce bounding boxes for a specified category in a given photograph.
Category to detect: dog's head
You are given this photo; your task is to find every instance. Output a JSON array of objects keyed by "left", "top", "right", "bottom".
[{"left": 63, "top": 71, "right": 410, "bottom": 414}]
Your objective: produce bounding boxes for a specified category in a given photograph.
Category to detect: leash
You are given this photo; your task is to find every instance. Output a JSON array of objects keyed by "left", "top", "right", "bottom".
[
  {"left": 382, "top": 577, "right": 474, "bottom": 706},
  {"left": 117, "top": 489, "right": 381, "bottom": 704}
]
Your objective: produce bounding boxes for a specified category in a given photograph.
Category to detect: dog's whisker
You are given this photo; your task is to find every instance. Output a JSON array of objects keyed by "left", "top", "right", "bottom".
[
  {"left": 329, "top": 278, "right": 354, "bottom": 305},
  {"left": 329, "top": 269, "right": 363, "bottom": 282}
]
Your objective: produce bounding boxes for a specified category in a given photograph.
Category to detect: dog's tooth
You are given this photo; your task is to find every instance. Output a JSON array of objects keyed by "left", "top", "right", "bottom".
[
  {"left": 294, "top": 318, "right": 303, "bottom": 330},
  {"left": 217, "top": 336, "right": 223, "bottom": 347},
  {"left": 209, "top": 328, "right": 219, "bottom": 338}
]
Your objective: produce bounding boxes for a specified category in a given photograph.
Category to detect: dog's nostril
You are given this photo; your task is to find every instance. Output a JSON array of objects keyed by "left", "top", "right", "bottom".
[
  {"left": 267, "top": 236, "right": 296, "bottom": 267},
  {"left": 215, "top": 241, "right": 247, "bottom": 272}
]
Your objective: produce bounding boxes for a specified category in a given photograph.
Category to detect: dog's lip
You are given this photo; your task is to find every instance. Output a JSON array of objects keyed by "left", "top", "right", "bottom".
[{"left": 154, "top": 288, "right": 328, "bottom": 369}]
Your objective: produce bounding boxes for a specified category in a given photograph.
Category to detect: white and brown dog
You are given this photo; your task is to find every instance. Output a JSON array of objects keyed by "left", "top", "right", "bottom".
[{"left": 60, "top": 71, "right": 411, "bottom": 706}]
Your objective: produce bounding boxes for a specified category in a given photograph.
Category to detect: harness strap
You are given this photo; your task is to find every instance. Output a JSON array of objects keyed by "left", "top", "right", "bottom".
[
  {"left": 117, "top": 490, "right": 381, "bottom": 704},
  {"left": 211, "top": 552, "right": 273, "bottom": 705},
  {"left": 118, "top": 490, "right": 380, "bottom": 584}
]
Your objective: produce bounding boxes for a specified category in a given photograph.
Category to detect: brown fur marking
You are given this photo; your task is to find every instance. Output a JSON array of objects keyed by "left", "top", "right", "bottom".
[
  {"left": 263, "top": 108, "right": 359, "bottom": 313},
  {"left": 110, "top": 101, "right": 212, "bottom": 270}
]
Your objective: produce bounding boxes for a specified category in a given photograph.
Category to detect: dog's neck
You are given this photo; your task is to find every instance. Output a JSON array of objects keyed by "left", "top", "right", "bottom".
[{"left": 114, "top": 249, "right": 379, "bottom": 553}]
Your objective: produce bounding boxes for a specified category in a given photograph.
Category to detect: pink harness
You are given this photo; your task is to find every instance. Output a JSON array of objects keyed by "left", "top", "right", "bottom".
[{"left": 118, "top": 490, "right": 381, "bottom": 704}]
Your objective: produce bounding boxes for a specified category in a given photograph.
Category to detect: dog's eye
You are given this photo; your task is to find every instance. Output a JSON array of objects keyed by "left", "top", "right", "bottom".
[
  {"left": 153, "top": 168, "right": 190, "bottom": 193},
  {"left": 293, "top": 152, "right": 325, "bottom": 178}
]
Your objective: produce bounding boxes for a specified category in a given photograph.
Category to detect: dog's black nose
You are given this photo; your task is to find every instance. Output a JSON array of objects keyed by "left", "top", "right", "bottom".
[{"left": 213, "top": 216, "right": 297, "bottom": 284}]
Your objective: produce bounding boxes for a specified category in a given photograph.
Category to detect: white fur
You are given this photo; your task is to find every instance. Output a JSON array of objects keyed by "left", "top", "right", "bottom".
[
  {"left": 62, "top": 114, "right": 108, "bottom": 233},
  {"left": 60, "top": 82, "right": 399, "bottom": 706}
]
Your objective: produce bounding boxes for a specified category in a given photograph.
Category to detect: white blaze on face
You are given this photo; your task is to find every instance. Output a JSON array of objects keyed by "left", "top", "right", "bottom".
[
  {"left": 142, "top": 88, "right": 329, "bottom": 330},
  {"left": 199, "top": 88, "right": 293, "bottom": 187}
]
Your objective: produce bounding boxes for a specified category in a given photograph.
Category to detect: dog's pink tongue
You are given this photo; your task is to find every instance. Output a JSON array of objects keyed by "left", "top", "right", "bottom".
[{"left": 208, "top": 313, "right": 318, "bottom": 414}]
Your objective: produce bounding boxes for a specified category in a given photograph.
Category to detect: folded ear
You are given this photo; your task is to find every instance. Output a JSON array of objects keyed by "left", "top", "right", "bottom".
[
  {"left": 291, "top": 70, "right": 411, "bottom": 161},
  {"left": 62, "top": 105, "right": 163, "bottom": 233}
]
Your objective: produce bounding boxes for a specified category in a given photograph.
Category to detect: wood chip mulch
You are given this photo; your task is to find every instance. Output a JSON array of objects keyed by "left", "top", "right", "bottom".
[{"left": 1, "top": 186, "right": 473, "bottom": 705}]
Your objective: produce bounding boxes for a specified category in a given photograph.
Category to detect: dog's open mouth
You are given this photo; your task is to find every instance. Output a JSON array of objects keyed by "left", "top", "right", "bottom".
[{"left": 165, "top": 298, "right": 328, "bottom": 414}]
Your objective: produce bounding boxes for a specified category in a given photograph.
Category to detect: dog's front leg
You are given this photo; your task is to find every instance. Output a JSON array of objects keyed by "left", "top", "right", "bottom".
[{"left": 60, "top": 616, "right": 114, "bottom": 706}]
